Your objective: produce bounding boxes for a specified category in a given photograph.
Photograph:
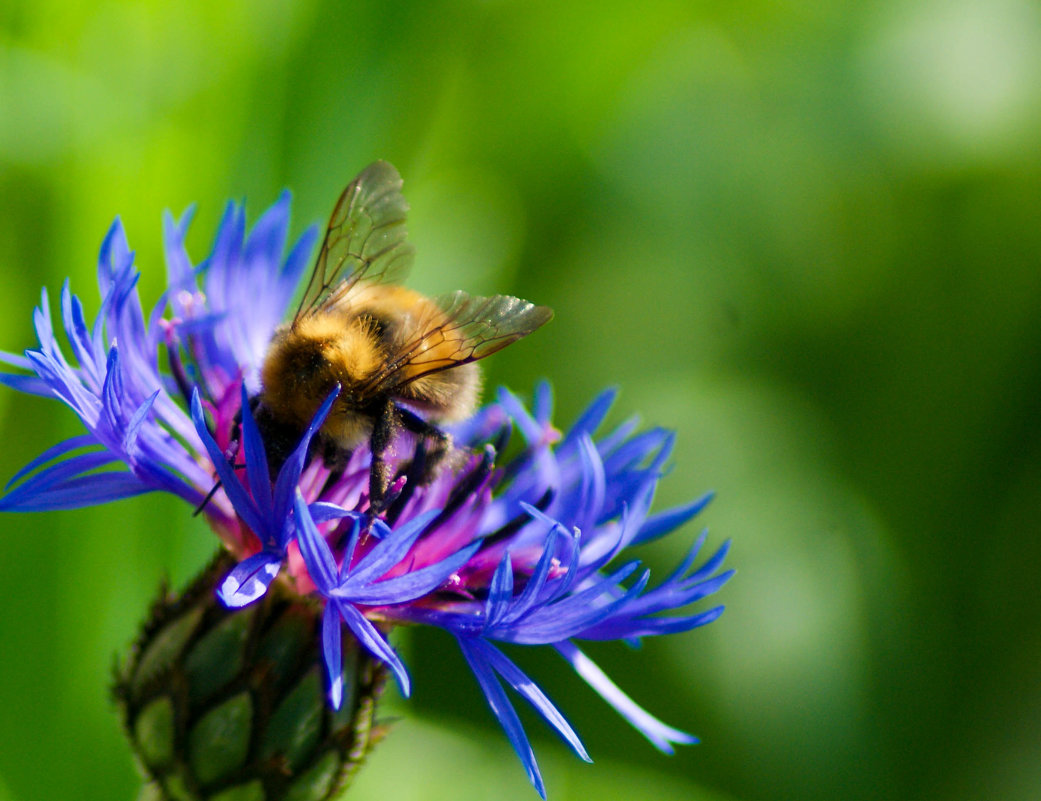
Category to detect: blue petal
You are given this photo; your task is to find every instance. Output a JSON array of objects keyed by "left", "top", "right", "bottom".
[
  {"left": 292, "top": 490, "right": 338, "bottom": 592},
  {"left": 99, "top": 348, "right": 126, "bottom": 434},
  {"left": 0, "top": 472, "right": 151, "bottom": 511},
  {"left": 308, "top": 502, "right": 360, "bottom": 525},
  {"left": 279, "top": 224, "right": 319, "bottom": 306},
  {"left": 594, "top": 415, "right": 640, "bottom": 459},
  {"left": 217, "top": 552, "right": 282, "bottom": 607},
  {"left": 322, "top": 602, "right": 344, "bottom": 709},
  {"left": 486, "top": 551, "right": 515, "bottom": 628},
  {"left": 508, "top": 566, "right": 649, "bottom": 644},
  {"left": 683, "top": 537, "right": 732, "bottom": 584},
  {"left": 122, "top": 391, "right": 160, "bottom": 459},
  {"left": 602, "top": 428, "right": 671, "bottom": 476},
  {"left": 555, "top": 641, "right": 698, "bottom": 753},
  {"left": 5, "top": 434, "right": 99, "bottom": 490},
  {"left": 243, "top": 190, "right": 289, "bottom": 277},
  {"left": 346, "top": 508, "right": 440, "bottom": 585},
  {"left": 559, "top": 387, "right": 617, "bottom": 450},
  {"left": 634, "top": 491, "right": 714, "bottom": 544},
  {"left": 189, "top": 389, "right": 266, "bottom": 537},
  {"left": 0, "top": 450, "right": 122, "bottom": 510},
  {"left": 0, "top": 370, "right": 52, "bottom": 397},
  {"left": 532, "top": 380, "right": 553, "bottom": 425},
  {"left": 496, "top": 386, "right": 544, "bottom": 445},
  {"left": 503, "top": 525, "right": 574, "bottom": 624},
  {"left": 334, "top": 599, "right": 411, "bottom": 698},
  {"left": 272, "top": 385, "right": 340, "bottom": 525},
  {"left": 581, "top": 602, "right": 728, "bottom": 641},
  {"left": 0, "top": 349, "right": 36, "bottom": 372},
  {"left": 238, "top": 383, "right": 272, "bottom": 521},
  {"left": 204, "top": 201, "right": 245, "bottom": 305},
  {"left": 61, "top": 281, "right": 100, "bottom": 381},
  {"left": 339, "top": 541, "right": 480, "bottom": 605},
  {"left": 576, "top": 435, "right": 606, "bottom": 534},
  {"left": 24, "top": 348, "right": 99, "bottom": 422},
  {"left": 458, "top": 637, "right": 546, "bottom": 798},
  {"left": 97, "top": 218, "right": 133, "bottom": 297},
  {"left": 477, "top": 638, "right": 590, "bottom": 762},
  {"left": 162, "top": 206, "right": 196, "bottom": 292},
  {"left": 590, "top": 606, "right": 727, "bottom": 640}
]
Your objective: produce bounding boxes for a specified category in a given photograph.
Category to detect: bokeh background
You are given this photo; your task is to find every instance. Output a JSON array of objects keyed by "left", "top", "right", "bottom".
[{"left": 2, "top": 1, "right": 1041, "bottom": 800}]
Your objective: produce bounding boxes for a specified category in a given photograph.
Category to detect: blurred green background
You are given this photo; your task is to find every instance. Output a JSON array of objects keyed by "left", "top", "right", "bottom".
[{"left": 2, "top": 1, "right": 1041, "bottom": 799}]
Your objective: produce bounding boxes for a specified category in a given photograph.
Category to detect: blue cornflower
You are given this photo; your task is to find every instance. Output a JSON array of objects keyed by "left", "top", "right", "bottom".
[{"left": 0, "top": 191, "right": 732, "bottom": 798}]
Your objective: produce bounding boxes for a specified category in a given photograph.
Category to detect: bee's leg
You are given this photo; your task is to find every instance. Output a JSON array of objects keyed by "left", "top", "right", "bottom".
[
  {"left": 317, "top": 438, "right": 353, "bottom": 499},
  {"left": 253, "top": 400, "right": 310, "bottom": 480},
  {"left": 384, "top": 437, "right": 428, "bottom": 526},
  {"left": 368, "top": 398, "right": 403, "bottom": 515},
  {"left": 395, "top": 406, "right": 453, "bottom": 483}
]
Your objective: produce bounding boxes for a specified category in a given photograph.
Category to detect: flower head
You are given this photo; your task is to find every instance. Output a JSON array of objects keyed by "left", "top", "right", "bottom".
[{"left": 0, "top": 190, "right": 732, "bottom": 798}]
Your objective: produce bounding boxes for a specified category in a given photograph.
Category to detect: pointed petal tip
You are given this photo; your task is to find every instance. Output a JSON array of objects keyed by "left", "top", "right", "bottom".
[{"left": 216, "top": 555, "right": 281, "bottom": 608}]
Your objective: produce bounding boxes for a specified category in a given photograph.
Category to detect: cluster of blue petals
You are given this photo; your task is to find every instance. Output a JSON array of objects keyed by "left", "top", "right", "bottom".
[
  {"left": 0, "top": 194, "right": 732, "bottom": 799},
  {"left": 0, "top": 194, "right": 312, "bottom": 517}
]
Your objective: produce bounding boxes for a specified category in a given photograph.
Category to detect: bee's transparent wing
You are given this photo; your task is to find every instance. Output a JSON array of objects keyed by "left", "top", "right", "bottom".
[
  {"left": 362, "top": 291, "right": 553, "bottom": 394},
  {"left": 294, "top": 160, "right": 415, "bottom": 322}
]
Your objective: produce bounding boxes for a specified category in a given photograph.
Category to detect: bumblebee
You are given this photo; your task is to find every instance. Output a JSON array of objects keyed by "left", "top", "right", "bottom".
[{"left": 254, "top": 161, "right": 552, "bottom": 512}]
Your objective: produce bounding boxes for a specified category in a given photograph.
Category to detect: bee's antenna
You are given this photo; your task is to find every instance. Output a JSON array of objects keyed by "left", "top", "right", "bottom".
[{"left": 192, "top": 480, "right": 223, "bottom": 517}]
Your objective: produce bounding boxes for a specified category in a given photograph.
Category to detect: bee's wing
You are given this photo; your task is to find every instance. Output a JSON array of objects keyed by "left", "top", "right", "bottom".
[
  {"left": 295, "top": 161, "right": 415, "bottom": 322},
  {"left": 362, "top": 291, "right": 553, "bottom": 394}
]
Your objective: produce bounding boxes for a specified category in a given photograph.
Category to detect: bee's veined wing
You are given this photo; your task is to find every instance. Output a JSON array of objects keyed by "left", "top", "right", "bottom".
[
  {"left": 294, "top": 160, "right": 415, "bottom": 322},
  {"left": 363, "top": 291, "right": 553, "bottom": 394}
]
